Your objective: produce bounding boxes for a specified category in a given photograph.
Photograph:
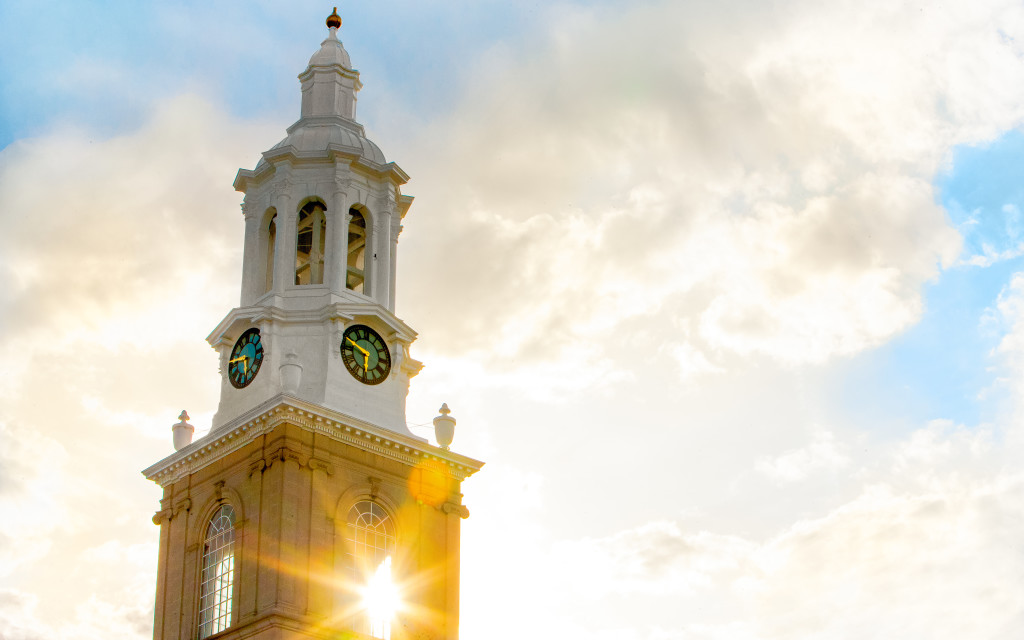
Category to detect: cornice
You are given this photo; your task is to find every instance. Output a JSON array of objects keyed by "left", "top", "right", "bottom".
[
  {"left": 320, "top": 302, "right": 417, "bottom": 340},
  {"left": 206, "top": 301, "right": 417, "bottom": 346},
  {"left": 241, "top": 146, "right": 407, "bottom": 185},
  {"left": 298, "top": 63, "right": 362, "bottom": 85},
  {"left": 141, "top": 394, "right": 484, "bottom": 488},
  {"left": 285, "top": 114, "right": 365, "bottom": 137},
  {"left": 397, "top": 194, "right": 414, "bottom": 221}
]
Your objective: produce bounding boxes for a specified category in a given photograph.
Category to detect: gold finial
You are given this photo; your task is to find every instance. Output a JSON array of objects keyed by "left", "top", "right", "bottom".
[{"left": 326, "top": 7, "right": 342, "bottom": 29}]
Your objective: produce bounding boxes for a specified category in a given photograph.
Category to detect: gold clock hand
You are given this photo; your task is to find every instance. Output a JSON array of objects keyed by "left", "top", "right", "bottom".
[
  {"left": 363, "top": 353, "right": 369, "bottom": 370},
  {"left": 346, "top": 337, "right": 371, "bottom": 357},
  {"left": 229, "top": 355, "right": 248, "bottom": 374}
]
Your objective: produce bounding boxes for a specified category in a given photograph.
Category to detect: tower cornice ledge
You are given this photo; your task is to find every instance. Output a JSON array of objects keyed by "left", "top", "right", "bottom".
[
  {"left": 206, "top": 301, "right": 418, "bottom": 346},
  {"left": 286, "top": 114, "right": 366, "bottom": 137},
  {"left": 298, "top": 61, "right": 362, "bottom": 83},
  {"left": 234, "top": 148, "right": 409, "bottom": 192},
  {"left": 142, "top": 393, "right": 484, "bottom": 488}
]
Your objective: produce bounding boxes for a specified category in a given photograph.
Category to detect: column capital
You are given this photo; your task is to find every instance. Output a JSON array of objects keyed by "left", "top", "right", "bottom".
[
  {"left": 373, "top": 190, "right": 395, "bottom": 213},
  {"left": 271, "top": 169, "right": 293, "bottom": 201},
  {"left": 333, "top": 166, "right": 352, "bottom": 193}
]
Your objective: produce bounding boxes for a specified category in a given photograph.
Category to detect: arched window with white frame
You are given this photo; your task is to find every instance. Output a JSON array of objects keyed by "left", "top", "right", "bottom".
[
  {"left": 198, "top": 504, "right": 236, "bottom": 639},
  {"left": 346, "top": 500, "right": 398, "bottom": 639}
]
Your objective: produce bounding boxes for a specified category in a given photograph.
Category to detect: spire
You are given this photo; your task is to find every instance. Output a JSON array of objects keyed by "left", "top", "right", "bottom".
[{"left": 298, "top": 9, "right": 361, "bottom": 121}]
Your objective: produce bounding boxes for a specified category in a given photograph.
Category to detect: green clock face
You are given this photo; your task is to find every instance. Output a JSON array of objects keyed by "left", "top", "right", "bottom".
[
  {"left": 228, "top": 328, "right": 264, "bottom": 389},
  {"left": 341, "top": 324, "right": 391, "bottom": 385}
]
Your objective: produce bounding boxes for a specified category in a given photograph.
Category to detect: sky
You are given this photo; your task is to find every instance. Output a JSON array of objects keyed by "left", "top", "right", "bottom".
[{"left": 2, "top": 0, "right": 1024, "bottom": 638}]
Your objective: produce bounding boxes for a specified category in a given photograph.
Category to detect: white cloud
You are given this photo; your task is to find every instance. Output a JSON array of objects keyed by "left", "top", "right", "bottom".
[
  {"left": 0, "top": 421, "right": 68, "bottom": 578},
  {"left": 755, "top": 430, "right": 850, "bottom": 484},
  {"left": 549, "top": 522, "right": 758, "bottom": 599},
  {"left": 750, "top": 472, "right": 1024, "bottom": 640},
  {"left": 0, "top": 94, "right": 274, "bottom": 639},
  {"left": 477, "top": 436, "right": 1024, "bottom": 639},
  {"left": 396, "top": 0, "right": 1024, "bottom": 374},
  {"left": 992, "top": 273, "right": 1024, "bottom": 388},
  {"left": 0, "top": 585, "right": 154, "bottom": 640},
  {"left": 0, "top": 589, "right": 46, "bottom": 640}
]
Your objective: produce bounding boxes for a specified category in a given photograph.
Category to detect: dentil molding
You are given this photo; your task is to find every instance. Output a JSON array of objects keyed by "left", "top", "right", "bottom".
[{"left": 143, "top": 394, "right": 484, "bottom": 489}]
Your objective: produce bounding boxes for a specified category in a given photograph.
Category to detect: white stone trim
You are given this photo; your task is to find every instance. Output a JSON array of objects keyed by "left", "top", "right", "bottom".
[{"left": 142, "top": 395, "right": 484, "bottom": 488}]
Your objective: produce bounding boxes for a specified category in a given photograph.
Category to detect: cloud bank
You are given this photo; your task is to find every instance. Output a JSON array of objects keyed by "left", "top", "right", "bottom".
[{"left": 399, "top": 0, "right": 1024, "bottom": 375}]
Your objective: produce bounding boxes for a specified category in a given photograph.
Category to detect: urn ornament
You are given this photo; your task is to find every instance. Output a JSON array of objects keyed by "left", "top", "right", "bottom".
[
  {"left": 433, "top": 403, "right": 456, "bottom": 450},
  {"left": 172, "top": 410, "right": 195, "bottom": 451}
]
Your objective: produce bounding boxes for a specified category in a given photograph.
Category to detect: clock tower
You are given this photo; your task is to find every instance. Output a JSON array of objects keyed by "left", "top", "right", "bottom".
[{"left": 143, "top": 10, "right": 483, "bottom": 640}]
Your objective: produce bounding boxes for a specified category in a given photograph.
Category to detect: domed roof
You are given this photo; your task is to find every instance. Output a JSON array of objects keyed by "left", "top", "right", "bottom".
[
  {"left": 256, "top": 120, "right": 386, "bottom": 170},
  {"left": 308, "top": 30, "right": 351, "bottom": 69},
  {"left": 251, "top": 13, "right": 388, "bottom": 173}
]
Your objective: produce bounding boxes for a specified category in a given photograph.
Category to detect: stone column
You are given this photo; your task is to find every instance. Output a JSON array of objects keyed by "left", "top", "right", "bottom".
[
  {"left": 236, "top": 462, "right": 262, "bottom": 626},
  {"left": 151, "top": 498, "right": 172, "bottom": 640},
  {"left": 256, "top": 442, "right": 283, "bottom": 614},
  {"left": 328, "top": 177, "right": 351, "bottom": 293},
  {"left": 306, "top": 456, "right": 336, "bottom": 619},
  {"left": 278, "top": 452, "right": 304, "bottom": 609},
  {"left": 180, "top": 536, "right": 200, "bottom": 637},
  {"left": 239, "top": 197, "right": 260, "bottom": 306},
  {"left": 271, "top": 170, "right": 294, "bottom": 294},
  {"left": 161, "top": 491, "right": 192, "bottom": 640},
  {"left": 372, "top": 191, "right": 394, "bottom": 306},
  {"left": 389, "top": 216, "right": 403, "bottom": 312},
  {"left": 444, "top": 489, "right": 464, "bottom": 640},
  {"left": 310, "top": 206, "right": 325, "bottom": 285},
  {"left": 420, "top": 503, "right": 448, "bottom": 640}
]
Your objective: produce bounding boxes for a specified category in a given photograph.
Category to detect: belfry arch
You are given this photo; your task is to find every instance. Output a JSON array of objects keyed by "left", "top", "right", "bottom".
[
  {"left": 261, "top": 208, "right": 277, "bottom": 294},
  {"left": 346, "top": 204, "right": 371, "bottom": 294},
  {"left": 295, "top": 199, "right": 328, "bottom": 286}
]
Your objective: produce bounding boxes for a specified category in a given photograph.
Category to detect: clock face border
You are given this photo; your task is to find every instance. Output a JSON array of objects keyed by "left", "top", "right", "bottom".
[
  {"left": 228, "top": 328, "right": 264, "bottom": 389},
  {"left": 341, "top": 324, "right": 391, "bottom": 385}
]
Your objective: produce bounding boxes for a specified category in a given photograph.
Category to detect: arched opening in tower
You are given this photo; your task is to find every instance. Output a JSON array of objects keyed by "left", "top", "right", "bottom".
[
  {"left": 347, "top": 206, "right": 367, "bottom": 293},
  {"left": 295, "top": 201, "right": 327, "bottom": 285},
  {"left": 264, "top": 211, "right": 277, "bottom": 293}
]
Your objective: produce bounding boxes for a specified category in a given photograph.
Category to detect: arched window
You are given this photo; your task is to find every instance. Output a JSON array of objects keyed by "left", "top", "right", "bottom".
[
  {"left": 346, "top": 500, "right": 397, "bottom": 639},
  {"left": 198, "top": 504, "right": 236, "bottom": 639},
  {"left": 264, "top": 212, "right": 277, "bottom": 293},
  {"left": 346, "top": 207, "right": 367, "bottom": 293},
  {"left": 296, "top": 202, "right": 327, "bottom": 285}
]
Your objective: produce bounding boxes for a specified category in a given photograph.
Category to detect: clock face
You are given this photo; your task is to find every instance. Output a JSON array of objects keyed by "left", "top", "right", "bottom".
[
  {"left": 341, "top": 324, "right": 391, "bottom": 385},
  {"left": 228, "top": 328, "right": 264, "bottom": 389}
]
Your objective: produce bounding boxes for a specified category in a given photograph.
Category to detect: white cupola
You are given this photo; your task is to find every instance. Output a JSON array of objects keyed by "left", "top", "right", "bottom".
[{"left": 207, "top": 8, "right": 421, "bottom": 436}]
